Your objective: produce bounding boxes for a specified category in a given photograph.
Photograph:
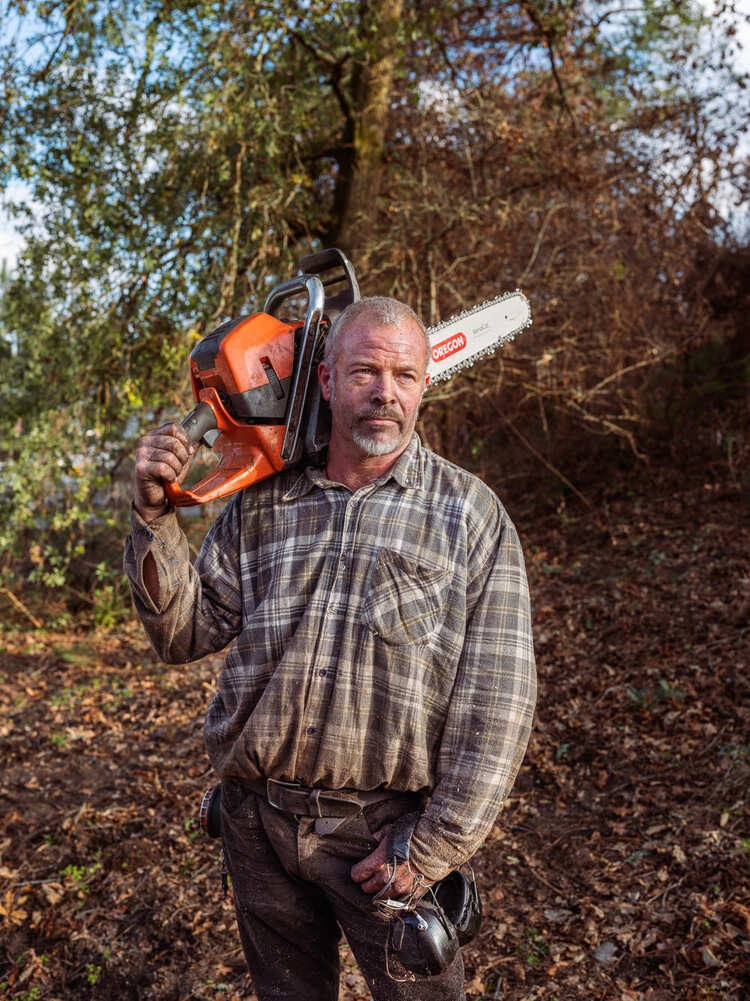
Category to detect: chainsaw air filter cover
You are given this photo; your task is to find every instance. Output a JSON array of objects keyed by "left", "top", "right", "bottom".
[{"left": 189, "top": 312, "right": 298, "bottom": 426}]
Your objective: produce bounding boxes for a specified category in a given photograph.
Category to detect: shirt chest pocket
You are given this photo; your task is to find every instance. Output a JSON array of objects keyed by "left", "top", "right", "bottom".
[{"left": 361, "top": 549, "right": 451, "bottom": 645}]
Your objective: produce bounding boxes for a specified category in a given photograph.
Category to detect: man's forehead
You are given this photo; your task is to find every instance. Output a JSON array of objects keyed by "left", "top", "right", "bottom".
[{"left": 338, "top": 320, "right": 427, "bottom": 360}]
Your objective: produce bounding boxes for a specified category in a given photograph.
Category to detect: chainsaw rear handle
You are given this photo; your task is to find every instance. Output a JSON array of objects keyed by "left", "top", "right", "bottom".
[
  {"left": 164, "top": 388, "right": 288, "bottom": 507},
  {"left": 180, "top": 401, "right": 218, "bottom": 445}
]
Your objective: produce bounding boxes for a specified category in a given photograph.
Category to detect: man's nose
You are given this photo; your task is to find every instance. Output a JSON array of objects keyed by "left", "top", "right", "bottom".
[{"left": 371, "top": 372, "right": 396, "bottom": 402}]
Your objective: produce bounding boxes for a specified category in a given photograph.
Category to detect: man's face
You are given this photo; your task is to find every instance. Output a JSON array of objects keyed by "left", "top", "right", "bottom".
[{"left": 318, "top": 318, "right": 429, "bottom": 462}]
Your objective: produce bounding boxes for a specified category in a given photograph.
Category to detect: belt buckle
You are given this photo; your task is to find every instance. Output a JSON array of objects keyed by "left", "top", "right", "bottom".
[{"left": 266, "top": 778, "right": 300, "bottom": 812}]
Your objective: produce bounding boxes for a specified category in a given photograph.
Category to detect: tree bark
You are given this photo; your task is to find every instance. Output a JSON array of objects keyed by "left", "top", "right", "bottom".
[{"left": 333, "top": 0, "right": 404, "bottom": 265}]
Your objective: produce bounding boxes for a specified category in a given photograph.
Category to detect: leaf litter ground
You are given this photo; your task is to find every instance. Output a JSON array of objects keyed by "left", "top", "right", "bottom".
[{"left": 1, "top": 471, "right": 748, "bottom": 1000}]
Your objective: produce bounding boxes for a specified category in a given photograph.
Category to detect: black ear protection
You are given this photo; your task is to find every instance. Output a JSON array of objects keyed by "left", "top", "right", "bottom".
[{"left": 371, "top": 813, "right": 482, "bottom": 980}]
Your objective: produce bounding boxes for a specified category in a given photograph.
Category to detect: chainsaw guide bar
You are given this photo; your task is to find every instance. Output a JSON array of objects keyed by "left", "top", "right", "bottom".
[{"left": 426, "top": 290, "right": 532, "bottom": 386}]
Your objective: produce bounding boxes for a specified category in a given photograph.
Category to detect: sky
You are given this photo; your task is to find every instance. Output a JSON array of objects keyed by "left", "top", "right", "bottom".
[
  {"left": 1, "top": 2, "right": 749, "bottom": 273},
  {"left": 0, "top": 181, "right": 30, "bottom": 271}
]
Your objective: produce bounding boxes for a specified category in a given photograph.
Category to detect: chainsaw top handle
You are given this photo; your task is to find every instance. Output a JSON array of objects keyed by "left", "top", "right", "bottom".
[{"left": 264, "top": 274, "right": 325, "bottom": 464}]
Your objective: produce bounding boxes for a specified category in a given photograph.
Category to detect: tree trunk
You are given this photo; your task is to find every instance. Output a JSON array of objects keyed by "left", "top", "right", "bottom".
[{"left": 333, "top": 0, "right": 404, "bottom": 265}]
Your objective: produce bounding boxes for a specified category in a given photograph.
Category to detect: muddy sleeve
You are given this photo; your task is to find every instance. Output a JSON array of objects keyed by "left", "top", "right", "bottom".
[{"left": 123, "top": 500, "right": 243, "bottom": 663}]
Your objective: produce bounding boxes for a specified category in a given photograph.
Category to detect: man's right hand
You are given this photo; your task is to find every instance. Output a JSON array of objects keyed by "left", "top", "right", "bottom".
[
  {"left": 351, "top": 823, "right": 431, "bottom": 901},
  {"left": 134, "top": 423, "right": 195, "bottom": 522}
]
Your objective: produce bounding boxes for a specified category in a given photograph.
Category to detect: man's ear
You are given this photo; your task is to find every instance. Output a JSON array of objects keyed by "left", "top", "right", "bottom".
[{"left": 318, "top": 359, "right": 332, "bottom": 402}]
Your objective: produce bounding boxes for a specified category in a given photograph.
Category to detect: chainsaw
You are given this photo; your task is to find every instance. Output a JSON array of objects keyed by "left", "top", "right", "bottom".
[{"left": 165, "top": 248, "right": 531, "bottom": 506}]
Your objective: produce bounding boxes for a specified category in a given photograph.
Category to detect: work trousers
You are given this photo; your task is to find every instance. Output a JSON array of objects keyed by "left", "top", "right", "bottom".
[{"left": 220, "top": 778, "right": 466, "bottom": 1001}]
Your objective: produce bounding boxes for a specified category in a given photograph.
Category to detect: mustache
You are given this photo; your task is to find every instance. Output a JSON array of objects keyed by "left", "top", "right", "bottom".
[{"left": 356, "top": 406, "right": 403, "bottom": 423}]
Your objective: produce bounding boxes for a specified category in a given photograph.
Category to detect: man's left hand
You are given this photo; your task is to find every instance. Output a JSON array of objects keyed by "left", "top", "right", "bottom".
[{"left": 350, "top": 825, "right": 430, "bottom": 899}]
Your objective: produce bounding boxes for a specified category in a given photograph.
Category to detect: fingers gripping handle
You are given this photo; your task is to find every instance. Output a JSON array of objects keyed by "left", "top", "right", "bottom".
[{"left": 163, "top": 402, "right": 218, "bottom": 507}]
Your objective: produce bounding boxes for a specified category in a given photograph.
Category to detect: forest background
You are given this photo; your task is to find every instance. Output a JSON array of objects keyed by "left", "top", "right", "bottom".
[{"left": 1, "top": 2, "right": 748, "bottom": 1000}]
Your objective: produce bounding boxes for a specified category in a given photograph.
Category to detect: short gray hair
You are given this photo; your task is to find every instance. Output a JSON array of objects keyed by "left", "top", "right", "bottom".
[{"left": 323, "top": 296, "right": 429, "bottom": 367}]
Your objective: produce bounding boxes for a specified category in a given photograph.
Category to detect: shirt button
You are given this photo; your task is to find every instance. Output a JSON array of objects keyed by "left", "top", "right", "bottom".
[
  {"left": 319, "top": 669, "right": 327, "bottom": 677},
  {"left": 306, "top": 726, "right": 316, "bottom": 736}
]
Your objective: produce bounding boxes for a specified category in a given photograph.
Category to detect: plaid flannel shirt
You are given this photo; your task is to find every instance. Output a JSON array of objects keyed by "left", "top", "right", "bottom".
[{"left": 124, "top": 435, "right": 536, "bottom": 880}]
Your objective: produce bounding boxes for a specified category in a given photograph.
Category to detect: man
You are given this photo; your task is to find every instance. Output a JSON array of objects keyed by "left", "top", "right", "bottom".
[{"left": 124, "top": 296, "right": 537, "bottom": 1001}]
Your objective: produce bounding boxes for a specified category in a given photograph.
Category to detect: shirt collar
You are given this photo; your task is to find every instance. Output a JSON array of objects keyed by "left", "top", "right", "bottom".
[
  {"left": 388, "top": 433, "right": 424, "bottom": 489},
  {"left": 282, "top": 433, "right": 424, "bottom": 501}
]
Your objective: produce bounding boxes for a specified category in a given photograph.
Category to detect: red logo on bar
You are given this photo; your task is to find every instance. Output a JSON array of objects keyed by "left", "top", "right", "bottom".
[{"left": 431, "top": 331, "right": 467, "bottom": 363}]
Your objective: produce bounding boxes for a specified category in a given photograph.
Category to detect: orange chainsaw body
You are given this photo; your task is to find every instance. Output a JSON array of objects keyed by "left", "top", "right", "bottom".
[
  {"left": 163, "top": 250, "right": 359, "bottom": 507},
  {"left": 165, "top": 312, "right": 300, "bottom": 506}
]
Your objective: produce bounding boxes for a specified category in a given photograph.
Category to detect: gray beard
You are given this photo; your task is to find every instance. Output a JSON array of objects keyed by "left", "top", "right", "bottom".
[
  {"left": 350, "top": 428, "right": 402, "bottom": 456},
  {"left": 329, "top": 377, "right": 405, "bottom": 457}
]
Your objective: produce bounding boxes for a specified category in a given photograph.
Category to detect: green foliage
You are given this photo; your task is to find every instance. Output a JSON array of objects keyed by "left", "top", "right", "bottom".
[
  {"left": 626, "top": 677, "right": 686, "bottom": 711},
  {"left": 0, "top": 0, "right": 747, "bottom": 608},
  {"left": 92, "top": 563, "right": 132, "bottom": 628},
  {"left": 0, "top": 409, "right": 102, "bottom": 586},
  {"left": 86, "top": 964, "right": 103, "bottom": 986},
  {"left": 519, "top": 925, "right": 549, "bottom": 968}
]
